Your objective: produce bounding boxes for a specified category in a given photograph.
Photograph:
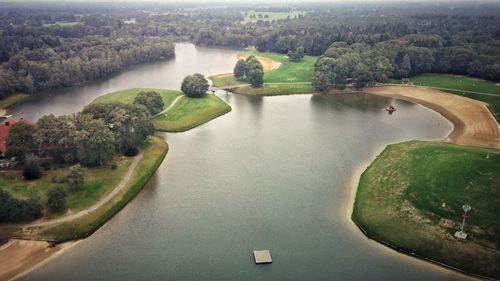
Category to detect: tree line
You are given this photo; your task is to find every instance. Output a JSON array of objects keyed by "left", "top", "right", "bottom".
[{"left": 0, "top": 2, "right": 499, "bottom": 99}]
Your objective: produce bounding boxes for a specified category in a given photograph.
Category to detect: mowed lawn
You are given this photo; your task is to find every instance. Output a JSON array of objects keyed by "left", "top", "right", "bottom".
[
  {"left": 153, "top": 94, "right": 231, "bottom": 132},
  {"left": 353, "top": 141, "right": 500, "bottom": 278},
  {"left": 231, "top": 83, "right": 314, "bottom": 96},
  {"left": 92, "top": 88, "right": 231, "bottom": 132},
  {"left": 245, "top": 49, "right": 317, "bottom": 83},
  {"left": 409, "top": 73, "right": 500, "bottom": 95},
  {"left": 92, "top": 88, "right": 181, "bottom": 107},
  {"left": 242, "top": 10, "right": 306, "bottom": 23},
  {"left": 392, "top": 74, "right": 500, "bottom": 119}
]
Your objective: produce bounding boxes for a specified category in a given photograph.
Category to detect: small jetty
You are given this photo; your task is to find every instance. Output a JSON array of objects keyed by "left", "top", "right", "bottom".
[{"left": 253, "top": 250, "right": 272, "bottom": 264}]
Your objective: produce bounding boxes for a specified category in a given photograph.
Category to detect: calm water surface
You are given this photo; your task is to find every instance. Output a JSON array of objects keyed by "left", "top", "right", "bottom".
[{"left": 19, "top": 44, "right": 470, "bottom": 281}]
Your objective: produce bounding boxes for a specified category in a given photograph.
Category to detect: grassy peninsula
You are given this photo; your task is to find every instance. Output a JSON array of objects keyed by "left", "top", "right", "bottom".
[
  {"left": 92, "top": 88, "right": 231, "bottom": 132},
  {"left": 209, "top": 49, "right": 316, "bottom": 96},
  {"left": 352, "top": 141, "right": 500, "bottom": 279}
]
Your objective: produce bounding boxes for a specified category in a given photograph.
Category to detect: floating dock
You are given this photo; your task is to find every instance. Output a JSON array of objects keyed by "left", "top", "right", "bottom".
[{"left": 253, "top": 250, "right": 272, "bottom": 264}]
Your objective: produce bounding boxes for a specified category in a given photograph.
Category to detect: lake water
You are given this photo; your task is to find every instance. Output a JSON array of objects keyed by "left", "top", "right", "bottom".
[{"left": 16, "top": 43, "right": 468, "bottom": 281}]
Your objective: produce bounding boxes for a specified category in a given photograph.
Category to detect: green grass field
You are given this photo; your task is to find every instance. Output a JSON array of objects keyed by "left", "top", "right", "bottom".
[
  {"left": 352, "top": 141, "right": 500, "bottom": 278},
  {"left": 242, "top": 10, "right": 306, "bottom": 23},
  {"left": 152, "top": 94, "right": 231, "bottom": 132},
  {"left": 36, "top": 136, "right": 168, "bottom": 242},
  {"left": 245, "top": 49, "right": 316, "bottom": 83},
  {"left": 209, "top": 49, "right": 316, "bottom": 96},
  {"left": 0, "top": 93, "right": 29, "bottom": 111},
  {"left": 390, "top": 74, "right": 500, "bottom": 119},
  {"left": 409, "top": 74, "right": 500, "bottom": 95},
  {"left": 1, "top": 155, "right": 133, "bottom": 218},
  {"left": 43, "top": 21, "right": 81, "bottom": 27},
  {"left": 92, "top": 88, "right": 181, "bottom": 107},
  {"left": 231, "top": 83, "right": 314, "bottom": 96},
  {"left": 92, "top": 88, "right": 230, "bottom": 132}
]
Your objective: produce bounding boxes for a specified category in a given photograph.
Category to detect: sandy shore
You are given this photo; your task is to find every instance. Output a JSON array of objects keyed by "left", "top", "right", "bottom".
[
  {"left": 236, "top": 54, "right": 281, "bottom": 72},
  {"left": 364, "top": 85, "right": 500, "bottom": 149},
  {"left": 0, "top": 239, "right": 76, "bottom": 281}
]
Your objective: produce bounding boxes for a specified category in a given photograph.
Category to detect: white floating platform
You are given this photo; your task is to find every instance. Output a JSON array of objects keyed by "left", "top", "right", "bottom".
[{"left": 253, "top": 250, "right": 272, "bottom": 264}]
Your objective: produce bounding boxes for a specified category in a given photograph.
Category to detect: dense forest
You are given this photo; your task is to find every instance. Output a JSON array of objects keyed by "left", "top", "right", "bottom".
[{"left": 0, "top": 2, "right": 499, "bottom": 97}]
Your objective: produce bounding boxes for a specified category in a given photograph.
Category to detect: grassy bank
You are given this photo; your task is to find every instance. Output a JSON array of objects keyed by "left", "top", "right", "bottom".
[
  {"left": 230, "top": 83, "right": 314, "bottom": 96},
  {"left": 92, "top": 88, "right": 181, "bottom": 106},
  {"left": 1, "top": 156, "right": 133, "bottom": 219},
  {"left": 0, "top": 93, "right": 29, "bottom": 112},
  {"left": 352, "top": 141, "right": 500, "bottom": 279},
  {"left": 153, "top": 94, "right": 231, "bottom": 132},
  {"left": 92, "top": 88, "right": 231, "bottom": 132},
  {"left": 391, "top": 74, "right": 500, "bottom": 119},
  {"left": 34, "top": 136, "right": 168, "bottom": 242}
]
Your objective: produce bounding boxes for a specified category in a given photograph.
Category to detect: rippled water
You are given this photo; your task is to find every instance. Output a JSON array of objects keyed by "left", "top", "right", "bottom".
[{"left": 18, "top": 44, "right": 470, "bottom": 281}]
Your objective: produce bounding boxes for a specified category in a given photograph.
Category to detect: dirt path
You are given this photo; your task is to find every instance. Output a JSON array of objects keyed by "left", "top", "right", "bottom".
[
  {"left": 152, "top": 95, "right": 183, "bottom": 118},
  {"left": 364, "top": 85, "right": 500, "bottom": 149},
  {"left": 236, "top": 54, "right": 281, "bottom": 72},
  {"left": 27, "top": 151, "right": 144, "bottom": 228}
]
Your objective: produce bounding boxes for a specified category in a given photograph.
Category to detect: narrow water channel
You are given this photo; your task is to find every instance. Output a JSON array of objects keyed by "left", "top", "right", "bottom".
[{"left": 16, "top": 43, "right": 469, "bottom": 281}]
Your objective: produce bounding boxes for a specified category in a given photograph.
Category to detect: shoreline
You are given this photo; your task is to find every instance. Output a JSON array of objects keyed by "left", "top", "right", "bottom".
[
  {"left": 0, "top": 239, "right": 78, "bottom": 281},
  {"left": 0, "top": 137, "right": 168, "bottom": 281},
  {"left": 364, "top": 85, "right": 500, "bottom": 149},
  {"left": 347, "top": 85, "right": 500, "bottom": 279}
]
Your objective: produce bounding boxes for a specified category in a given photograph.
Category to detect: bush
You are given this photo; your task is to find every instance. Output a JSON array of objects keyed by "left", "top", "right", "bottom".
[
  {"left": 0, "top": 189, "right": 43, "bottom": 222},
  {"left": 181, "top": 73, "right": 209, "bottom": 98},
  {"left": 124, "top": 146, "right": 139, "bottom": 156},
  {"left": 47, "top": 187, "right": 67, "bottom": 212},
  {"left": 65, "top": 164, "right": 86, "bottom": 193},
  {"left": 23, "top": 154, "right": 41, "bottom": 180}
]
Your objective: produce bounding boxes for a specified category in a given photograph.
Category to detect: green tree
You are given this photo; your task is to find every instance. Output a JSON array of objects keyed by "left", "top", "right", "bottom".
[
  {"left": 5, "top": 122, "right": 36, "bottom": 160},
  {"left": 313, "top": 72, "right": 332, "bottom": 92},
  {"left": 247, "top": 67, "right": 264, "bottom": 87},
  {"left": 288, "top": 46, "right": 305, "bottom": 60},
  {"left": 353, "top": 63, "right": 374, "bottom": 89},
  {"left": 233, "top": 59, "right": 247, "bottom": 79},
  {"left": 181, "top": 73, "right": 209, "bottom": 98},
  {"left": 83, "top": 102, "right": 154, "bottom": 155},
  {"left": 133, "top": 91, "right": 164, "bottom": 115},
  {"left": 23, "top": 153, "right": 41, "bottom": 180},
  {"left": 35, "top": 114, "right": 77, "bottom": 163},
  {"left": 0, "top": 189, "right": 42, "bottom": 222},
  {"left": 398, "top": 54, "right": 411, "bottom": 78},
  {"left": 65, "top": 164, "right": 86, "bottom": 193},
  {"left": 75, "top": 114, "right": 115, "bottom": 167},
  {"left": 47, "top": 187, "right": 67, "bottom": 212}
]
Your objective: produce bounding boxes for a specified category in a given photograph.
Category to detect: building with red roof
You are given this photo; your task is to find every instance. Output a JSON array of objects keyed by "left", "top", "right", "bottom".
[{"left": 0, "top": 115, "right": 17, "bottom": 157}]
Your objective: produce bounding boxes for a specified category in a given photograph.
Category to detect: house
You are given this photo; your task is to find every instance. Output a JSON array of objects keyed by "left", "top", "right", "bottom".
[{"left": 0, "top": 115, "right": 17, "bottom": 158}]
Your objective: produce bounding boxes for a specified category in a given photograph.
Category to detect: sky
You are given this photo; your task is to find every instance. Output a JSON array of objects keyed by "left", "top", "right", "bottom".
[{"left": 1, "top": 0, "right": 495, "bottom": 2}]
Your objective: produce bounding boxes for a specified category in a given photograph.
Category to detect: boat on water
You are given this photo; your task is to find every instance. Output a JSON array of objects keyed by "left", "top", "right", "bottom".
[{"left": 386, "top": 105, "right": 396, "bottom": 113}]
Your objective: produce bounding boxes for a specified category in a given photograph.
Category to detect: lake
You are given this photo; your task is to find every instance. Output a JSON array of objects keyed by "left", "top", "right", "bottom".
[{"left": 15, "top": 43, "right": 468, "bottom": 281}]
